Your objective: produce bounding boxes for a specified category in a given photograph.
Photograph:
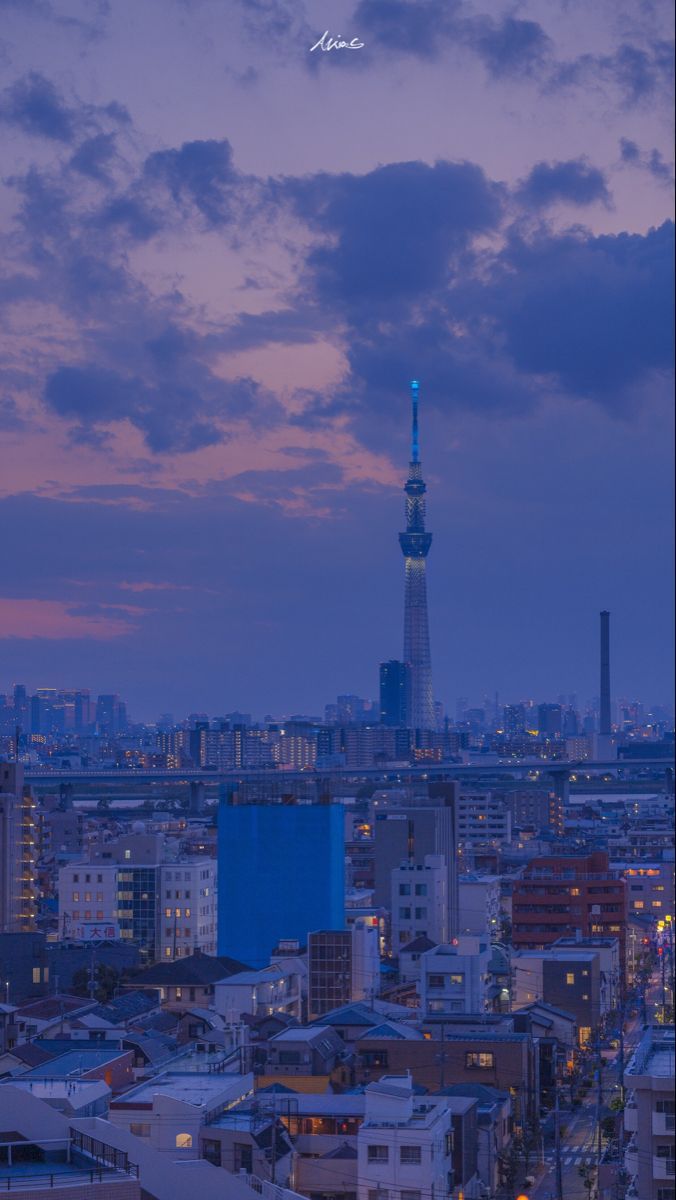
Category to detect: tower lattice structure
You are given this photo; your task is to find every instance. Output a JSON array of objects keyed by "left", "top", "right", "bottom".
[{"left": 398, "top": 380, "right": 435, "bottom": 731}]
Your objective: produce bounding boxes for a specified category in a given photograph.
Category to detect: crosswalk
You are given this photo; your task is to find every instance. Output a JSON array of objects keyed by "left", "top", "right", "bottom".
[{"left": 543, "top": 1149, "right": 596, "bottom": 1168}]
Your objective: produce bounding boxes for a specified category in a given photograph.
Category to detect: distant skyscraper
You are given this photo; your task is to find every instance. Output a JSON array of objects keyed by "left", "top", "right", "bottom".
[
  {"left": 600, "top": 610, "right": 611, "bottom": 736},
  {"left": 399, "top": 380, "right": 435, "bottom": 731},
  {"left": 379, "top": 660, "right": 409, "bottom": 726}
]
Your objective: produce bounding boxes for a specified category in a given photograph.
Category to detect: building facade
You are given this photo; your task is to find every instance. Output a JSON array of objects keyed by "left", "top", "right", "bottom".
[{"left": 218, "top": 801, "right": 345, "bottom": 967}]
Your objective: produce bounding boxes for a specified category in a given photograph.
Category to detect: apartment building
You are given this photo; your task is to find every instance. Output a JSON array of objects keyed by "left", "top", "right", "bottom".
[
  {"left": 357, "top": 1073, "right": 478, "bottom": 1200},
  {"left": 623, "top": 1025, "right": 675, "bottom": 1200}
]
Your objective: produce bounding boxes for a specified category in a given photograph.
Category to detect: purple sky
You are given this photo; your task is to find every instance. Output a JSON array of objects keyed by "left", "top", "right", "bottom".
[{"left": 0, "top": 0, "right": 673, "bottom": 721}]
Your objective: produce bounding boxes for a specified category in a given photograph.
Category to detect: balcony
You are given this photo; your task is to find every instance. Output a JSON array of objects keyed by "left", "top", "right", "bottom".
[
  {"left": 652, "top": 1112, "right": 676, "bottom": 1135},
  {"left": 653, "top": 1156, "right": 676, "bottom": 1180},
  {"left": 623, "top": 1103, "right": 638, "bottom": 1133}
]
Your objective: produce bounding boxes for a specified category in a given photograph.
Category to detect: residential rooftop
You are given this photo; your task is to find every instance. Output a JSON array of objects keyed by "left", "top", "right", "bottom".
[{"left": 111, "top": 1070, "right": 252, "bottom": 1110}]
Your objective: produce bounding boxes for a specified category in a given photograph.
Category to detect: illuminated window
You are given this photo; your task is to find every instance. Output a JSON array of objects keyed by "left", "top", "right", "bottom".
[
  {"left": 32, "top": 968, "right": 40, "bottom": 984},
  {"left": 124, "top": 850, "right": 131, "bottom": 860},
  {"left": 634, "top": 901, "right": 645, "bottom": 909},
  {"left": 466, "top": 1052, "right": 494, "bottom": 1069},
  {"left": 72, "top": 892, "right": 80, "bottom": 902},
  {"left": 570, "top": 888, "right": 580, "bottom": 896},
  {"left": 566, "top": 973, "right": 575, "bottom": 985},
  {"left": 165, "top": 948, "right": 172, "bottom": 957},
  {"left": 175, "top": 1133, "right": 192, "bottom": 1149}
]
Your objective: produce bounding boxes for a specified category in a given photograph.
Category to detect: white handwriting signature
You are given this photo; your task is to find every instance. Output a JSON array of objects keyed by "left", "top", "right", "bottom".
[{"left": 310, "top": 31, "right": 365, "bottom": 52}]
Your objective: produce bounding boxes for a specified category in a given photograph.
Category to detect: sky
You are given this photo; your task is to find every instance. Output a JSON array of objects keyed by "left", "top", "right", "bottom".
[{"left": 0, "top": 0, "right": 673, "bottom": 721}]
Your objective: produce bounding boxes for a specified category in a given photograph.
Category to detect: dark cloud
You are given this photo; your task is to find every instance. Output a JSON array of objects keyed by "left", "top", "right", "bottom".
[
  {"left": 472, "top": 15, "right": 550, "bottom": 78},
  {"left": 620, "top": 137, "right": 673, "bottom": 183},
  {"left": 43, "top": 351, "right": 283, "bottom": 453},
  {"left": 492, "top": 222, "right": 675, "bottom": 398},
  {"left": 352, "top": 0, "right": 459, "bottom": 60},
  {"left": 0, "top": 71, "right": 129, "bottom": 144},
  {"left": 516, "top": 159, "right": 610, "bottom": 209},
  {"left": 620, "top": 137, "right": 640, "bottom": 162},
  {"left": 553, "top": 40, "right": 674, "bottom": 106},
  {"left": 0, "top": 71, "right": 74, "bottom": 141},
  {"left": 143, "top": 138, "right": 238, "bottom": 226},
  {"left": 68, "top": 132, "right": 117, "bottom": 180},
  {"left": 354, "top": 0, "right": 551, "bottom": 76},
  {"left": 93, "top": 195, "right": 161, "bottom": 241},
  {"left": 283, "top": 159, "right": 503, "bottom": 308},
  {"left": 214, "top": 307, "right": 326, "bottom": 352}
]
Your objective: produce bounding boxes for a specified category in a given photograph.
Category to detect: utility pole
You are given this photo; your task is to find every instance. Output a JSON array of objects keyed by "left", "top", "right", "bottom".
[
  {"left": 554, "top": 1085, "right": 564, "bottom": 1200},
  {"left": 617, "top": 1005, "right": 625, "bottom": 1106},
  {"left": 595, "top": 1036, "right": 603, "bottom": 1178}
]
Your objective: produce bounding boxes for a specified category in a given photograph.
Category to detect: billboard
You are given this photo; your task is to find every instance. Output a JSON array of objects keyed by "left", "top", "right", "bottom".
[{"left": 71, "top": 921, "right": 120, "bottom": 942}]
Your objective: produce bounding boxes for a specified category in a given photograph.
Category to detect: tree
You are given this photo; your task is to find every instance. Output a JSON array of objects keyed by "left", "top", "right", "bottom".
[
  {"left": 578, "top": 1162, "right": 596, "bottom": 1200},
  {"left": 71, "top": 963, "right": 121, "bottom": 1003}
]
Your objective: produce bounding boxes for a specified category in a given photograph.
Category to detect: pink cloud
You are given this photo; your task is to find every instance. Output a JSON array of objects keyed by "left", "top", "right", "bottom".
[{"left": 0, "top": 598, "right": 136, "bottom": 640}]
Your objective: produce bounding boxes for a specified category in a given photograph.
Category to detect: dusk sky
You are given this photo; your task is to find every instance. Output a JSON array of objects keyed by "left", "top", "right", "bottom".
[{"left": 0, "top": 0, "right": 673, "bottom": 721}]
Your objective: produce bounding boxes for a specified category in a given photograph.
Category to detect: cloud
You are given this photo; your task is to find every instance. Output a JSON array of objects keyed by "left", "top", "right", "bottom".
[
  {"left": 492, "top": 222, "right": 675, "bottom": 399},
  {"left": 0, "top": 597, "right": 135, "bottom": 640},
  {"left": 0, "top": 71, "right": 129, "bottom": 144},
  {"left": 471, "top": 15, "right": 550, "bottom": 78},
  {"left": 43, "top": 356, "right": 282, "bottom": 453},
  {"left": 283, "top": 159, "right": 503, "bottom": 309},
  {"left": 553, "top": 40, "right": 674, "bottom": 107},
  {"left": 0, "top": 71, "right": 75, "bottom": 141},
  {"left": 143, "top": 138, "right": 239, "bottom": 226},
  {"left": 68, "top": 132, "right": 117, "bottom": 181},
  {"left": 516, "top": 158, "right": 611, "bottom": 209},
  {"left": 353, "top": 1, "right": 551, "bottom": 76},
  {"left": 620, "top": 137, "right": 673, "bottom": 183}
]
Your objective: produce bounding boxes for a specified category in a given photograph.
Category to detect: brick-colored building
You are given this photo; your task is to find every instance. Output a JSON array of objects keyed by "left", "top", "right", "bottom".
[
  {"left": 512, "top": 851, "right": 627, "bottom": 969},
  {"left": 348, "top": 1027, "right": 537, "bottom": 1124}
]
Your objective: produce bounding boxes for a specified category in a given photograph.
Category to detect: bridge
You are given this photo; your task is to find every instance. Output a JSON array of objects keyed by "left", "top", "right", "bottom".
[{"left": 23, "top": 756, "right": 673, "bottom": 784}]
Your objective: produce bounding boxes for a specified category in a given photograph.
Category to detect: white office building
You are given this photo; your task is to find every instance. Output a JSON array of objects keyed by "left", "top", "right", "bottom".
[
  {"left": 419, "top": 939, "right": 492, "bottom": 1016},
  {"left": 391, "top": 855, "right": 448, "bottom": 950}
]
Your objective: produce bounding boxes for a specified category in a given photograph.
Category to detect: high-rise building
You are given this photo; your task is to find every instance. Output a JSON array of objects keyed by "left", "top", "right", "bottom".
[
  {"left": 537, "top": 703, "right": 563, "bottom": 738},
  {"left": 399, "top": 380, "right": 435, "bottom": 731},
  {"left": 0, "top": 764, "right": 37, "bottom": 933},
  {"left": 307, "top": 920, "right": 380, "bottom": 1019},
  {"left": 373, "top": 783, "right": 459, "bottom": 940},
  {"left": 217, "top": 800, "right": 345, "bottom": 967},
  {"left": 95, "top": 694, "right": 128, "bottom": 734},
  {"left": 600, "top": 610, "right": 611, "bottom": 736},
  {"left": 379, "top": 660, "right": 409, "bottom": 726}
]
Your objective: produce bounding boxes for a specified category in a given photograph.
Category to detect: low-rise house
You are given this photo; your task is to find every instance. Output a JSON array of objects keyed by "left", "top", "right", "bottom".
[
  {"left": 214, "top": 963, "right": 303, "bottom": 1023},
  {"left": 124, "top": 951, "right": 250, "bottom": 1011},
  {"left": 200, "top": 1105, "right": 294, "bottom": 1182},
  {"left": 265, "top": 1026, "right": 347, "bottom": 1077},
  {"left": 108, "top": 1068, "right": 254, "bottom": 1155},
  {"left": 357, "top": 1073, "right": 479, "bottom": 1200}
]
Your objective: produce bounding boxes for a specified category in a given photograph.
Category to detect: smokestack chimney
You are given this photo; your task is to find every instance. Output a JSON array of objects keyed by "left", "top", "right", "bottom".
[{"left": 600, "top": 610, "right": 611, "bottom": 735}]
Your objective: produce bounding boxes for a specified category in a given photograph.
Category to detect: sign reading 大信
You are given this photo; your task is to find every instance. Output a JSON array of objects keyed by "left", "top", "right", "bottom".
[{"left": 71, "top": 921, "right": 120, "bottom": 942}]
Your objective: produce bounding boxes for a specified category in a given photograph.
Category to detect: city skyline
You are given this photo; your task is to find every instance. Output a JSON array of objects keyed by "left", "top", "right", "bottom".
[{"left": 0, "top": 0, "right": 673, "bottom": 717}]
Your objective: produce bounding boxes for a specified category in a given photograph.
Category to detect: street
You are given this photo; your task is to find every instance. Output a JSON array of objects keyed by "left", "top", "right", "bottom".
[{"left": 529, "top": 986, "right": 655, "bottom": 1200}]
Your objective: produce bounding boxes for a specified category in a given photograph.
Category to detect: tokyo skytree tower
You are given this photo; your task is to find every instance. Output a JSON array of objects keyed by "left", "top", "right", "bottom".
[{"left": 398, "top": 380, "right": 435, "bottom": 731}]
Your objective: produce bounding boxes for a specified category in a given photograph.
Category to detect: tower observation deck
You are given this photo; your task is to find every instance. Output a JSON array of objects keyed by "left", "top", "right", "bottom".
[{"left": 398, "top": 380, "right": 435, "bottom": 731}]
